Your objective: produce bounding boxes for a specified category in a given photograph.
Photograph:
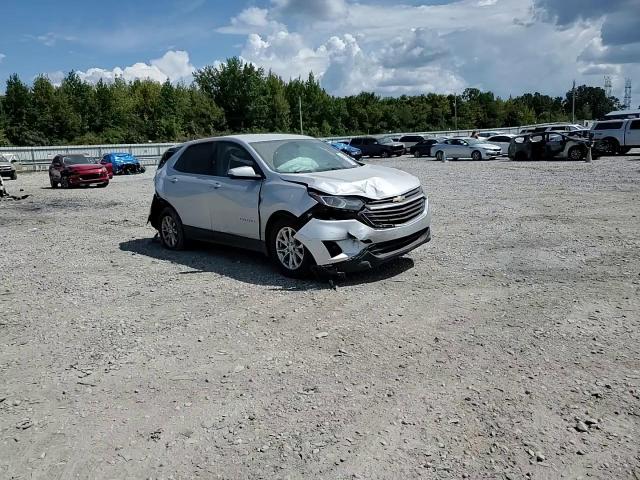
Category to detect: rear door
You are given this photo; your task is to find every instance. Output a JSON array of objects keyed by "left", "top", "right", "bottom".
[
  {"left": 207, "top": 141, "right": 262, "bottom": 240},
  {"left": 163, "top": 142, "right": 217, "bottom": 231},
  {"left": 627, "top": 120, "right": 640, "bottom": 146}
]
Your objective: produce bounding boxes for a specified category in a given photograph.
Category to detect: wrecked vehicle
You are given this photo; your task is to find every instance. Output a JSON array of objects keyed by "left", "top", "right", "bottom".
[
  {"left": 0, "top": 153, "right": 19, "bottom": 180},
  {"left": 508, "top": 132, "right": 598, "bottom": 161},
  {"left": 100, "top": 153, "right": 146, "bottom": 175},
  {"left": 49, "top": 154, "right": 110, "bottom": 188},
  {"left": 149, "top": 134, "right": 431, "bottom": 277}
]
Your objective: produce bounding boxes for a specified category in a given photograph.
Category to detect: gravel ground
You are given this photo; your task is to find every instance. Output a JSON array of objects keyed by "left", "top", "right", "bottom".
[{"left": 1, "top": 154, "right": 639, "bottom": 479}]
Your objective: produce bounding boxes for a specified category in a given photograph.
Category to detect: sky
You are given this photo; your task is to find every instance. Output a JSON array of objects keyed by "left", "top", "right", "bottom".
[{"left": 1, "top": 0, "right": 639, "bottom": 107}]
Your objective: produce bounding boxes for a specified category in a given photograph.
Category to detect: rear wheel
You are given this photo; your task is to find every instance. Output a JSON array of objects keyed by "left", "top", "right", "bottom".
[
  {"left": 435, "top": 151, "right": 445, "bottom": 161},
  {"left": 158, "top": 207, "right": 185, "bottom": 250},
  {"left": 380, "top": 150, "right": 390, "bottom": 158},
  {"left": 413, "top": 150, "right": 421, "bottom": 158},
  {"left": 568, "top": 146, "right": 585, "bottom": 161},
  {"left": 471, "top": 150, "right": 482, "bottom": 161},
  {"left": 268, "top": 217, "right": 313, "bottom": 278}
]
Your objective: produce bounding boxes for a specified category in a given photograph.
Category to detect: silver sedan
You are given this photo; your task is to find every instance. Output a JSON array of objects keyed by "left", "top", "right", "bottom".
[{"left": 432, "top": 138, "right": 502, "bottom": 161}]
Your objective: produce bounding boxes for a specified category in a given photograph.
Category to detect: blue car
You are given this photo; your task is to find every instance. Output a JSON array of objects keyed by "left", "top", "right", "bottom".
[
  {"left": 328, "top": 141, "right": 363, "bottom": 160},
  {"left": 100, "top": 153, "right": 146, "bottom": 175}
]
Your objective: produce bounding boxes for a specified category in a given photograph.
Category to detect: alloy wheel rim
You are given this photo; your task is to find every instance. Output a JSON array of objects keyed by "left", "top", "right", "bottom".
[
  {"left": 473, "top": 152, "right": 481, "bottom": 161},
  {"left": 275, "top": 227, "right": 304, "bottom": 270},
  {"left": 570, "top": 149, "right": 582, "bottom": 160},
  {"left": 161, "top": 216, "right": 178, "bottom": 247}
]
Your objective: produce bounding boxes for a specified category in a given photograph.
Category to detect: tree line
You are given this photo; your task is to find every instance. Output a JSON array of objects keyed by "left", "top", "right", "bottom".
[{"left": 0, "top": 57, "right": 621, "bottom": 146}]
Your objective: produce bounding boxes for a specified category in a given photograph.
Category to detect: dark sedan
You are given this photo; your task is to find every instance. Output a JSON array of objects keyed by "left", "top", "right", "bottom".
[{"left": 409, "top": 139, "right": 439, "bottom": 158}]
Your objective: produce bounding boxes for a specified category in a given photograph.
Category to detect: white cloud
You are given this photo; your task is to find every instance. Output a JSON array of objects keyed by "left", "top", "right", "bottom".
[
  {"left": 76, "top": 50, "right": 194, "bottom": 84},
  {"left": 25, "top": 32, "right": 76, "bottom": 47},
  {"left": 0, "top": 53, "right": 5, "bottom": 63}
]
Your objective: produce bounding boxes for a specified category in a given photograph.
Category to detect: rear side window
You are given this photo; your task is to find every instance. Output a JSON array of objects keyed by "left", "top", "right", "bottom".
[
  {"left": 173, "top": 142, "right": 216, "bottom": 175},
  {"left": 594, "top": 121, "right": 623, "bottom": 130},
  {"left": 158, "top": 147, "right": 179, "bottom": 169},
  {"left": 350, "top": 138, "right": 361, "bottom": 146},
  {"left": 630, "top": 120, "right": 640, "bottom": 130}
]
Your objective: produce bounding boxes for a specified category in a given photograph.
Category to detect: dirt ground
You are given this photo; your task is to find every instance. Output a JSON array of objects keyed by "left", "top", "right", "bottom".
[{"left": 1, "top": 153, "right": 639, "bottom": 480}]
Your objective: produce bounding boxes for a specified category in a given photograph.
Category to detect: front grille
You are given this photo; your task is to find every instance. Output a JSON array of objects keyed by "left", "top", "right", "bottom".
[
  {"left": 369, "top": 227, "right": 429, "bottom": 257},
  {"left": 79, "top": 173, "right": 101, "bottom": 180},
  {"left": 361, "top": 187, "right": 425, "bottom": 228}
]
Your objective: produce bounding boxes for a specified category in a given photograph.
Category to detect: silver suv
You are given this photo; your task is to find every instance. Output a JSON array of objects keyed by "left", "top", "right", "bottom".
[{"left": 149, "top": 134, "right": 431, "bottom": 277}]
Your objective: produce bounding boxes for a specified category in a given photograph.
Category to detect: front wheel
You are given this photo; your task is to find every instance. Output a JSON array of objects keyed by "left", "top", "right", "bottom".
[
  {"left": 568, "top": 146, "right": 585, "bottom": 161},
  {"left": 380, "top": 150, "right": 390, "bottom": 158},
  {"left": 158, "top": 207, "right": 185, "bottom": 250},
  {"left": 96, "top": 181, "right": 109, "bottom": 188},
  {"left": 268, "top": 218, "right": 313, "bottom": 278},
  {"left": 471, "top": 150, "right": 482, "bottom": 161},
  {"left": 599, "top": 138, "right": 619, "bottom": 156},
  {"left": 10, "top": 172, "right": 17, "bottom": 180},
  {"left": 50, "top": 177, "right": 58, "bottom": 189},
  {"left": 435, "top": 151, "right": 445, "bottom": 161},
  {"left": 61, "top": 177, "right": 70, "bottom": 189},
  {"left": 413, "top": 151, "right": 421, "bottom": 158}
]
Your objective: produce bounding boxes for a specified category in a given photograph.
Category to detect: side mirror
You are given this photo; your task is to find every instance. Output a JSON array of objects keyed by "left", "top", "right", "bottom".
[{"left": 228, "top": 166, "right": 261, "bottom": 179}]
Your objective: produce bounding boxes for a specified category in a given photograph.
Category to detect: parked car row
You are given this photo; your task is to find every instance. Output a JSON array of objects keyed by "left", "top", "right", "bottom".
[{"left": 48, "top": 152, "right": 146, "bottom": 189}]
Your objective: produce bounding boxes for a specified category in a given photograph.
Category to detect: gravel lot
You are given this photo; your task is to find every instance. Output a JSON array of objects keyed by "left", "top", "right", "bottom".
[{"left": 1, "top": 153, "right": 639, "bottom": 479}]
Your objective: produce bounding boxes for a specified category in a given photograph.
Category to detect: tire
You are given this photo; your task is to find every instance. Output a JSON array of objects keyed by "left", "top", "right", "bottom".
[
  {"left": 380, "top": 150, "right": 390, "bottom": 158},
  {"left": 413, "top": 150, "right": 421, "bottom": 158},
  {"left": 600, "top": 138, "right": 619, "bottom": 156},
  {"left": 619, "top": 146, "right": 631, "bottom": 155},
  {"left": 50, "top": 177, "right": 58, "bottom": 189},
  {"left": 158, "top": 207, "right": 185, "bottom": 250},
  {"left": 268, "top": 216, "right": 313, "bottom": 278},
  {"left": 471, "top": 150, "right": 482, "bottom": 161},
  {"left": 10, "top": 172, "right": 17, "bottom": 180},
  {"left": 61, "top": 177, "right": 70, "bottom": 189},
  {"left": 435, "top": 151, "right": 444, "bottom": 162},
  {"left": 568, "top": 146, "right": 585, "bottom": 161},
  {"left": 97, "top": 181, "right": 109, "bottom": 188}
]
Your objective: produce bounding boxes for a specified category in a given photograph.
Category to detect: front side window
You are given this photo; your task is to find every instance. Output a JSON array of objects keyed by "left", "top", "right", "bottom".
[
  {"left": 251, "top": 139, "right": 360, "bottom": 174},
  {"left": 173, "top": 142, "right": 216, "bottom": 175},
  {"left": 216, "top": 142, "right": 257, "bottom": 176},
  {"left": 594, "top": 121, "right": 623, "bottom": 130},
  {"left": 630, "top": 120, "right": 640, "bottom": 130}
]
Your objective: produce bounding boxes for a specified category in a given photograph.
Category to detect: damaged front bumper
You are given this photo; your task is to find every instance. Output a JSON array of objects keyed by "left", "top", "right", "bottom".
[{"left": 295, "top": 201, "right": 431, "bottom": 273}]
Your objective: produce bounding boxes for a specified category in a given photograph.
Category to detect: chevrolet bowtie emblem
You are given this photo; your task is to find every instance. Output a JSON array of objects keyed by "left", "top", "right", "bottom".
[{"left": 392, "top": 195, "right": 405, "bottom": 203}]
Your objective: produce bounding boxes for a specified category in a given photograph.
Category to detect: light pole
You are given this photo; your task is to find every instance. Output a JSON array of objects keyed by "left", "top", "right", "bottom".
[{"left": 298, "top": 96, "right": 303, "bottom": 135}]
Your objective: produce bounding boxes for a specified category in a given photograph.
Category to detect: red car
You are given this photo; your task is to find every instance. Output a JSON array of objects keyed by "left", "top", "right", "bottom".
[
  {"left": 49, "top": 154, "right": 110, "bottom": 189},
  {"left": 98, "top": 157, "right": 114, "bottom": 179}
]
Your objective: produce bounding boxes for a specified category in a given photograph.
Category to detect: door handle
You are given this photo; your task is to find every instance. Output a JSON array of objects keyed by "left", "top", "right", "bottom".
[{"left": 169, "top": 177, "right": 178, "bottom": 183}]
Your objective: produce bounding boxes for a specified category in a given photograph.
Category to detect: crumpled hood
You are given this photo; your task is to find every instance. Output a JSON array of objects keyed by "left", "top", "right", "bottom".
[{"left": 278, "top": 164, "right": 420, "bottom": 200}]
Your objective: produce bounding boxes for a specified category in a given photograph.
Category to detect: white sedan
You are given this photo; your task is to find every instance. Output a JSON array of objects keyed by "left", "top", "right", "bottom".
[
  {"left": 432, "top": 138, "right": 502, "bottom": 161},
  {"left": 486, "top": 134, "right": 517, "bottom": 155}
]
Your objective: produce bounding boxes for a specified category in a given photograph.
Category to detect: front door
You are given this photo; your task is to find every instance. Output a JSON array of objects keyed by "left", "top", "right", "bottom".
[
  {"left": 627, "top": 120, "right": 640, "bottom": 146},
  {"left": 207, "top": 141, "right": 262, "bottom": 240}
]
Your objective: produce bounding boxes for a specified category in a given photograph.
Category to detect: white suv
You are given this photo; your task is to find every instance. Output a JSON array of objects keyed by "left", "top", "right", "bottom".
[{"left": 149, "top": 134, "right": 431, "bottom": 277}]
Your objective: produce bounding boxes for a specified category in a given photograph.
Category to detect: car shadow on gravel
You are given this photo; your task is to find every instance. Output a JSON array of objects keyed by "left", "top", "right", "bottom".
[{"left": 119, "top": 237, "right": 415, "bottom": 289}]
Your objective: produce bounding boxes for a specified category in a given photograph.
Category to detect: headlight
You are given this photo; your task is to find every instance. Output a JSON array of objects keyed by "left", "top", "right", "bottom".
[{"left": 309, "top": 192, "right": 364, "bottom": 211}]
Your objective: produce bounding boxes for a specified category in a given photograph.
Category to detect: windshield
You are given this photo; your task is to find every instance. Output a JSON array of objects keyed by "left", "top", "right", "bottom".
[
  {"left": 63, "top": 156, "right": 94, "bottom": 165},
  {"left": 379, "top": 137, "right": 395, "bottom": 145},
  {"left": 250, "top": 139, "right": 360, "bottom": 174}
]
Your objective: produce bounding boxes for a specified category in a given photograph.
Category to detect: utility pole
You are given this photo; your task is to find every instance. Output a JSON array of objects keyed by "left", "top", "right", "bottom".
[
  {"left": 454, "top": 93, "right": 458, "bottom": 131},
  {"left": 298, "top": 96, "right": 303, "bottom": 135},
  {"left": 571, "top": 80, "right": 576, "bottom": 123},
  {"left": 604, "top": 75, "right": 612, "bottom": 97}
]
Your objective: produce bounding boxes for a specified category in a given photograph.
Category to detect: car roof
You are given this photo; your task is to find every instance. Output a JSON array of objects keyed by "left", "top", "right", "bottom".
[{"left": 187, "top": 134, "right": 314, "bottom": 145}]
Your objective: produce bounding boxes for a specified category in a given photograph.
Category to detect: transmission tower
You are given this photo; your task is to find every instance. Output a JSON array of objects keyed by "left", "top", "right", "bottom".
[
  {"left": 623, "top": 78, "right": 632, "bottom": 110},
  {"left": 604, "top": 75, "right": 612, "bottom": 97}
]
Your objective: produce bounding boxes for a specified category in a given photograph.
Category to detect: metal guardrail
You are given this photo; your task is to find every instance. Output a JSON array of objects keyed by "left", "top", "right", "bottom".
[{"left": 2, "top": 121, "right": 594, "bottom": 171}]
